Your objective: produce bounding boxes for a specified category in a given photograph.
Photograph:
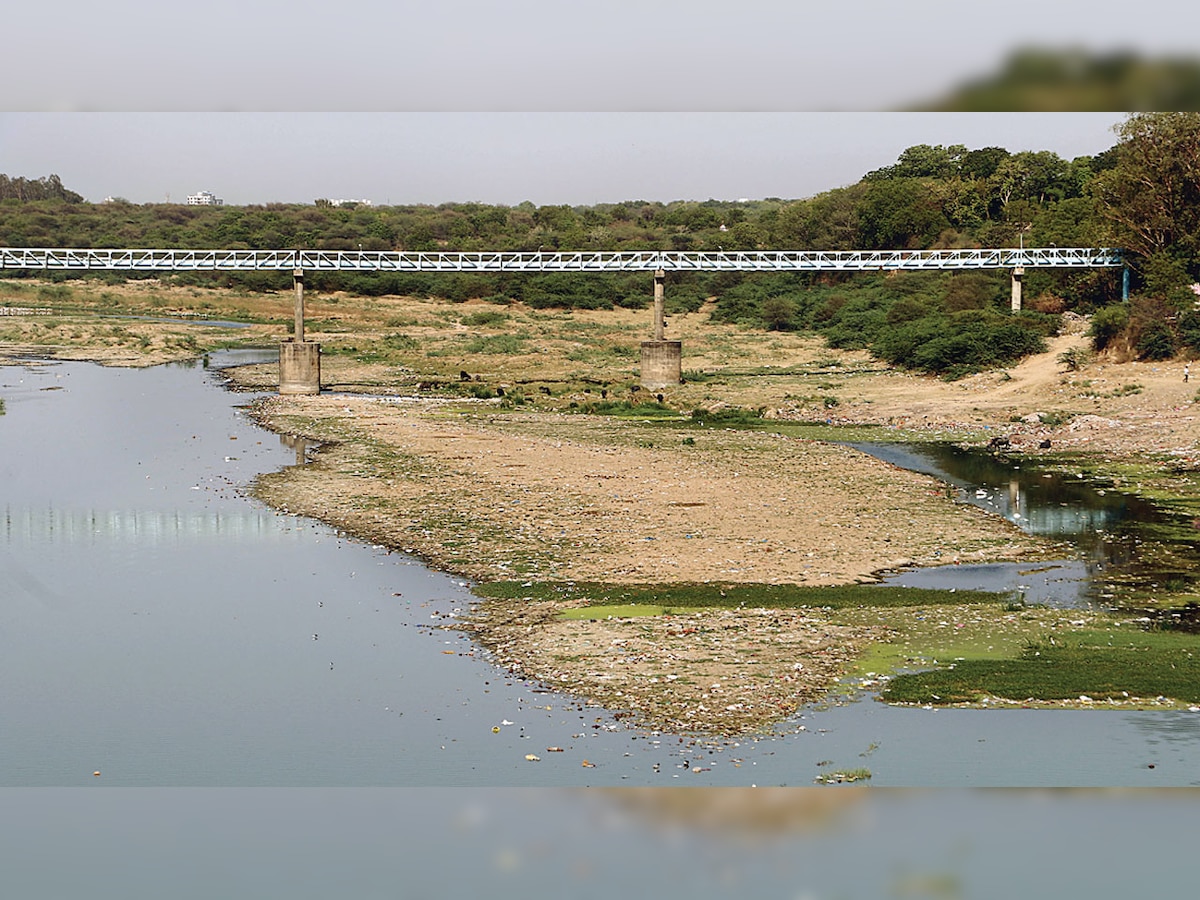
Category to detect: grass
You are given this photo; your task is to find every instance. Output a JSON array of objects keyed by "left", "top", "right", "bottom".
[
  {"left": 574, "top": 399, "right": 682, "bottom": 418},
  {"left": 463, "top": 333, "right": 528, "bottom": 354},
  {"left": 473, "top": 580, "right": 1011, "bottom": 610},
  {"left": 882, "top": 627, "right": 1200, "bottom": 705}
]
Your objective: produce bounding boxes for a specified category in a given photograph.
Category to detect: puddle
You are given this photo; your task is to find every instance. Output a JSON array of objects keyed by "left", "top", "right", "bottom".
[{"left": 880, "top": 559, "right": 1092, "bottom": 607}]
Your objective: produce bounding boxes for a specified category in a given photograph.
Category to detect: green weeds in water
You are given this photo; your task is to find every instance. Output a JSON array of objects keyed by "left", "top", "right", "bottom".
[
  {"left": 473, "top": 581, "right": 1009, "bottom": 609},
  {"left": 882, "top": 628, "right": 1200, "bottom": 705}
]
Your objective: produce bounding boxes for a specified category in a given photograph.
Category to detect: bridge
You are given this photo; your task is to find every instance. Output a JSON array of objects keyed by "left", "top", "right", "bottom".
[
  {"left": 1, "top": 246, "right": 1128, "bottom": 392},
  {"left": 0, "top": 246, "right": 1124, "bottom": 273}
]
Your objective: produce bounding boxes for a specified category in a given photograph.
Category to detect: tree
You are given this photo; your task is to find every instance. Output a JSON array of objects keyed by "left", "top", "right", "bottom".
[
  {"left": 1092, "top": 113, "right": 1200, "bottom": 275},
  {"left": 0, "top": 173, "right": 84, "bottom": 203},
  {"left": 856, "top": 178, "right": 950, "bottom": 250},
  {"left": 866, "top": 144, "right": 966, "bottom": 180}
]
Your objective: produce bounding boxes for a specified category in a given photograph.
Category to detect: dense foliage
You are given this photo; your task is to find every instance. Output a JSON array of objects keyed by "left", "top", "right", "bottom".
[
  {"left": 0, "top": 174, "right": 83, "bottom": 203},
  {"left": 3, "top": 113, "right": 1199, "bottom": 374}
]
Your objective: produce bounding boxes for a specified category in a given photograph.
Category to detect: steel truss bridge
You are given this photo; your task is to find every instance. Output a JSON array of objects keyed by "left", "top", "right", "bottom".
[{"left": 0, "top": 247, "right": 1123, "bottom": 273}]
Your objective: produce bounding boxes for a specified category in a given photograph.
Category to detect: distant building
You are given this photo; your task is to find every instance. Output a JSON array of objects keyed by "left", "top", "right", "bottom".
[{"left": 187, "top": 190, "right": 224, "bottom": 206}]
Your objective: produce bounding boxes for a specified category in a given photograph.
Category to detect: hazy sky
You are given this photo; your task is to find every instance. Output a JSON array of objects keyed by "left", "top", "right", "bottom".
[
  {"left": 4, "top": 1, "right": 1195, "bottom": 111},
  {"left": 0, "top": 113, "right": 1126, "bottom": 207},
  {"left": 0, "top": 0, "right": 1166, "bottom": 209}
]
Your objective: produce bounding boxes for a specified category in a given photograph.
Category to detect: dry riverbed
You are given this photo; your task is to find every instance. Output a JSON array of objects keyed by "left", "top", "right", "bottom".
[
  {"left": 6, "top": 282, "right": 1198, "bottom": 735},
  {"left": 246, "top": 391, "right": 1057, "bottom": 734}
]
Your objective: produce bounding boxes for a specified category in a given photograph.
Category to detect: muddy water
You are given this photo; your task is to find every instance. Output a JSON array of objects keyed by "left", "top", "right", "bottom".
[{"left": 5, "top": 356, "right": 1200, "bottom": 786}]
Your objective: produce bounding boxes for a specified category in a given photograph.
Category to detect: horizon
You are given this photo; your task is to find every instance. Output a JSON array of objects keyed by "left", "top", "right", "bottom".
[{"left": 1, "top": 113, "right": 1127, "bottom": 209}]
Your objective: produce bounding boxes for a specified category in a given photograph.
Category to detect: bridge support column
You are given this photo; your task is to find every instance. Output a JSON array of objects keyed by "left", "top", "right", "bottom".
[
  {"left": 653, "top": 269, "right": 665, "bottom": 341},
  {"left": 280, "top": 267, "right": 321, "bottom": 395},
  {"left": 1010, "top": 266, "right": 1024, "bottom": 312},
  {"left": 640, "top": 269, "right": 681, "bottom": 388},
  {"left": 293, "top": 267, "right": 305, "bottom": 342}
]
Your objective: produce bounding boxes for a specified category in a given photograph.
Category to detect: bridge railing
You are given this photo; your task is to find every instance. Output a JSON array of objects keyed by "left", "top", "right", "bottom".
[{"left": 0, "top": 247, "right": 1124, "bottom": 272}]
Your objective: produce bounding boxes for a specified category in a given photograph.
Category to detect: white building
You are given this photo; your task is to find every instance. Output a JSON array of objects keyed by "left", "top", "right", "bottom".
[{"left": 186, "top": 190, "right": 224, "bottom": 206}]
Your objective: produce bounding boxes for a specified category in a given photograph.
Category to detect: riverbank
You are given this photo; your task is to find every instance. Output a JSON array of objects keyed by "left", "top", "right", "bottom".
[{"left": 5, "top": 282, "right": 1199, "bottom": 735}]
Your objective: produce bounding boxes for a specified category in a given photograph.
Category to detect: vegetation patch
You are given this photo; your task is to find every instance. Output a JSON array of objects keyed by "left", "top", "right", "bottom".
[
  {"left": 882, "top": 627, "right": 1200, "bottom": 706},
  {"left": 574, "top": 399, "right": 681, "bottom": 418},
  {"left": 688, "top": 406, "right": 767, "bottom": 427},
  {"left": 473, "top": 580, "right": 1010, "bottom": 610}
]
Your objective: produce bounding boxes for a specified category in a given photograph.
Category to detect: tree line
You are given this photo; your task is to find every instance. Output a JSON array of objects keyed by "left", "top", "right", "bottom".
[
  {"left": 0, "top": 174, "right": 84, "bottom": 204},
  {"left": 3, "top": 113, "right": 1199, "bottom": 373}
]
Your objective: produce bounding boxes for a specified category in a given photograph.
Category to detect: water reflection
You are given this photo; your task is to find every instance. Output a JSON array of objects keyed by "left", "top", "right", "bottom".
[
  {"left": 881, "top": 559, "right": 1093, "bottom": 608},
  {"left": 279, "top": 431, "right": 317, "bottom": 466},
  {"left": 853, "top": 442, "right": 1200, "bottom": 604},
  {"left": 2, "top": 506, "right": 305, "bottom": 545}
]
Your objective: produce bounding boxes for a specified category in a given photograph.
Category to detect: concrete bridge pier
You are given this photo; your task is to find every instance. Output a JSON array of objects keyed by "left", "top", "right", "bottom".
[
  {"left": 640, "top": 268, "right": 681, "bottom": 389},
  {"left": 1010, "top": 266, "right": 1024, "bottom": 312},
  {"left": 279, "top": 267, "right": 321, "bottom": 395}
]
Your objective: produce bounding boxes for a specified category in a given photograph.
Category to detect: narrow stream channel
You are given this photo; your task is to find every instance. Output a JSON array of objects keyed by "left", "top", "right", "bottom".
[
  {"left": 855, "top": 440, "right": 1200, "bottom": 609},
  {"left": 4, "top": 355, "right": 1200, "bottom": 786}
]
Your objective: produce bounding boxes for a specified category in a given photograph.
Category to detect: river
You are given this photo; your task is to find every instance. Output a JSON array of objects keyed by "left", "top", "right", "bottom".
[{"left": 4, "top": 354, "right": 1200, "bottom": 787}]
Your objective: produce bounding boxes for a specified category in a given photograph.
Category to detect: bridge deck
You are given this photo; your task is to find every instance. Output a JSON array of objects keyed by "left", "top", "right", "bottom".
[{"left": 0, "top": 247, "right": 1123, "bottom": 272}]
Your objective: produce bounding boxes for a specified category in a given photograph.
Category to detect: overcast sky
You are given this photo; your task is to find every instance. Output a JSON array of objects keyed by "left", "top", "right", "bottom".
[
  {"left": 0, "top": 113, "right": 1127, "bottom": 207},
  {"left": 4, "top": 1, "right": 1195, "bottom": 111},
  {"left": 0, "top": 0, "right": 1172, "bottom": 208}
]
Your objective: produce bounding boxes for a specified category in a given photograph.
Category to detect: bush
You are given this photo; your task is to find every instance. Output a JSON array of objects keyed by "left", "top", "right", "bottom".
[
  {"left": 1089, "top": 304, "right": 1129, "bottom": 351},
  {"left": 463, "top": 334, "right": 526, "bottom": 354},
  {"left": 462, "top": 309, "right": 508, "bottom": 327},
  {"left": 1179, "top": 309, "right": 1200, "bottom": 354},
  {"left": 1136, "top": 321, "right": 1177, "bottom": 360},
  {"left": 688, "top": 406, "right": 765, "bottom": 426},
  {"left": 761, "top": 296, "right": 797, "bottom": 330},
  {"left": 1057, "top": 346, "right": 1092, "bottom": 371},
  {"left": 874, "top": 310, "right": 1046, "bottom": 377}
]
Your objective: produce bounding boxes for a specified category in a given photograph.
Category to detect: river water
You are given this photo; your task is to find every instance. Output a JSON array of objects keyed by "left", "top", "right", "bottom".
[{"left": 5, "top": 354, "right": 1200, "bottom": 787}]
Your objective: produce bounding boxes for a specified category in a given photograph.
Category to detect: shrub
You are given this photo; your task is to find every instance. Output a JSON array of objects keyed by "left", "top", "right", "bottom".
[
  {"left": 462, "top": 309, "right": 508, "bottom": 327},
  {"left": 382, "top": 333, "right": 419, "bottom": 350},
  {"left": 1089, "top": 304, "right": 1129, "bottom": 351},
  {"left": 463, "top": 333, "right": 526, "bottom": 354},
  {"left": 873, "top": 310, "right": 1046, "bottom": 377},
  {"left": 1136, "top": 321, "right": 1177, "bottom": 360},
  {"left": 1180, "top": 309, "right": 1200, "bottom": 354},
  {"left": 689, "top": 406, "right": 765, "bottom": 426},
  {"left": 1057, "top": 346, "right": 1092, "bottom": 371},
  {"left": 761, "top": 296, "right": 797, "bottom": 331}
]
